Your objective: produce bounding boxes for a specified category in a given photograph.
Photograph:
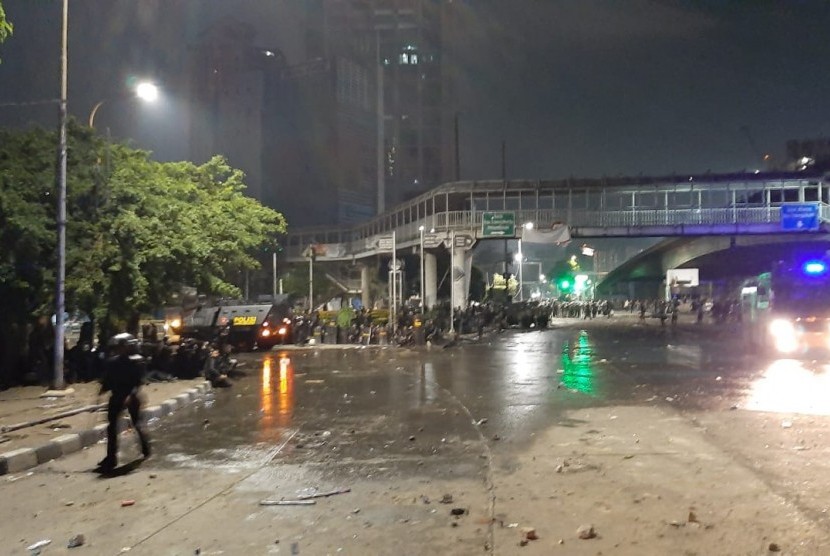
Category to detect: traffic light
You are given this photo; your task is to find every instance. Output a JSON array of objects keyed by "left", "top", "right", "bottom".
[{"left": 558, "top": 278, "right": 572, "bottom": 291}]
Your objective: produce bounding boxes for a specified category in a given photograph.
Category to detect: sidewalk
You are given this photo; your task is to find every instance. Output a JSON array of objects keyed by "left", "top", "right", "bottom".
[{"left": 0, "top": 378, "right": 210, "bottom": 476}]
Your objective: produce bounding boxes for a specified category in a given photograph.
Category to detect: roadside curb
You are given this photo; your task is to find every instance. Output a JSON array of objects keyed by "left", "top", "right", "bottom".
[{"left": 0, "top": 381, "right": 211, "bottom": 476}]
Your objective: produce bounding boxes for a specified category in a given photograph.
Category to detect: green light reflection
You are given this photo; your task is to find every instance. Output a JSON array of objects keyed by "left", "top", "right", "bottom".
[{"left": 560, "top": 331, "right": 596, "bottom": 395}]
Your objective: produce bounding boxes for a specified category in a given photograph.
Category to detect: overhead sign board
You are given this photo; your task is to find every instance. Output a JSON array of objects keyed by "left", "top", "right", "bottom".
[
  {"left": 781, "top": 203, "right": 820, "bottom": 231},
  {"left": 481, "top": 212, "right": 516, "bottom": 238},
  {"left": 453, "top": 233, "right": 475, "bottom": 249},
  {"left": 667, "top": 268, "right": 699, "bottom": 287},
  {"left": 423, "top": 233, "right": 444, "bottom": 249},
  {"left": 377, "top": 236, "right": 395, "bottom": 251}
]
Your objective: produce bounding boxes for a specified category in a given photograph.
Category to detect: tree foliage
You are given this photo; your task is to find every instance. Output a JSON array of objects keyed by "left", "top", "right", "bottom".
[
  {"left": 0, "top": 2, "right": 12, "bottom": 55},
  {"left": 0, "top": 122, "right": 286, "bottom": 331}
]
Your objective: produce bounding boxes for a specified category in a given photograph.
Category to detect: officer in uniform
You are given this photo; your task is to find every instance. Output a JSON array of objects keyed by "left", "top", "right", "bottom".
[{"left": 97, "top": 333, "right": 151, "bottom": 472}]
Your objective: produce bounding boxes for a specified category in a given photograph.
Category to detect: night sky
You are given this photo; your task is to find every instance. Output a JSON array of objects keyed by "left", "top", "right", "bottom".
[{"left": 2, "top": 0, "right": 829, "bottom": 181}]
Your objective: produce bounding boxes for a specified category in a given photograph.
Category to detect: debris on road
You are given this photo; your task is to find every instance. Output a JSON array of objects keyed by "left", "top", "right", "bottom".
[
  {"left": 27, "top": 539, "right": 51, "bottom": 554},
  {"left": 450, "top": 508, "right": 466, "bottom": 516},
  {"left": 439, "top": 494, "right": 453, "bottom": 504},
  {"left": 781, "top": 420, "right": 793, "bottom": 429},
  {"left": 296, "top": 487, "right": 350, "bottom": 500},
  {"left": 121, "top": 500, "right": 135, "bottom": 507},
  {"left": 577, "top": 524, "right": 596, "bottom": 539},
  {"left": 520, "top": 527, "right": 539, "bottom": 541},
  {"left": 769, "top": 542, "right": 781, "bottom": 552},
  {"left": 260, "top": 499, "right": 316, "bottom": 506},
  {"left": 67, "top": 534, "right": 85, "bottom": 548},
  {"left": 475, "top": 418, "right": 488, "bottom": 426}
]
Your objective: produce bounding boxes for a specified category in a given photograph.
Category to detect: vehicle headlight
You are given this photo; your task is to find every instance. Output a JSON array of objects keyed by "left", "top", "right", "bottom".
[
  {"left": 769, "top": 319, "right": 798, "bottom": 353},
  {"left": 169, "top": 318, "right": 182, "bottom": 330}
]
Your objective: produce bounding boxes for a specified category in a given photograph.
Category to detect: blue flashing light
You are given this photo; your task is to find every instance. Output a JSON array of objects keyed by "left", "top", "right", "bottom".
[{"left": 802, "top": 260, "right": 827, "bottom": 276}]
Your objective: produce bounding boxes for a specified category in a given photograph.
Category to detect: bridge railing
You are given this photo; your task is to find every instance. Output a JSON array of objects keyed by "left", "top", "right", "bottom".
[{"left": 285, "top": 203, "right": 825, "bottom": 260}]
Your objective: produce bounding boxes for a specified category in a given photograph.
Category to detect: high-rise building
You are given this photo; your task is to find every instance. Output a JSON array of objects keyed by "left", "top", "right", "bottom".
[
  {"left": 186, "top": 1, "right": 458, "bottom": 227},
  {"left": 262, "top": 1, "right": 378, "bottom": 226},
  {"left": 374, "top": 0, "right": 458, "bottom": 208},
  {"left": 188, "top": 19, "right": 279, "bottom": 202}
]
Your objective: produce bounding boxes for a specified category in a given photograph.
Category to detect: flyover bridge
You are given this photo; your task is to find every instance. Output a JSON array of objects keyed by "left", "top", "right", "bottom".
[{"left": 285, "top": 172, "right": 830, "bottom": 263}]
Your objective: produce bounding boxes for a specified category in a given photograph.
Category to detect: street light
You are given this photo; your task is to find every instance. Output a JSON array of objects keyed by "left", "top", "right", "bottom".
[
  {"left": 513, "top": 222, "right": 534, "bottom": 303},
  {"left": 88, "top": 81, "right": 158, "bottom": 128},
  {"left": 418, "top": 225, "right": 425, "bottom": 312},
  {"left": 53, "top": 0, "right": 69, "bottom": 390},
  {"left": 514, "top": 244, "right": 523, "bottom": 302}
]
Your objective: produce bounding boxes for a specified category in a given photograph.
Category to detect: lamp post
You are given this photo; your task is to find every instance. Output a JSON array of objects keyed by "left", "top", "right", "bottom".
[
  {"left": 514, "top": 222, "right": 534, "bottom": 303},
  {"left": 514, "top": 246, "right": 523, "bottom": 302},
  {"left": 53, "top": 0, "right": 69, "bottom": 390},
  {"left": 419, "top": 225, "right": 425, "bottom": 312},
  {"left": 88, "top": 81, "right": 159, "bottom": 128},
  {"left": 581, "top": 244, "right": 598, "bottom": 296}
]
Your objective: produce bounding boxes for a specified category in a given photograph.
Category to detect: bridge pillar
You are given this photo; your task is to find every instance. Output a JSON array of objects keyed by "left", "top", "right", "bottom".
[
  {"left": 361, "top": 263, "right": 371, "bottom": 309},
  {"left": 424, "top": 252, "right": 438, "bottom": 310},
  {"left": 452, "top": 247, "right": 472, "bottom": 310}
]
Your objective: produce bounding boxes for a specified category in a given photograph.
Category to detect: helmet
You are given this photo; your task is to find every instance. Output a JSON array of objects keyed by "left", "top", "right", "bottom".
[{"left": 108, "top": 333, "right": 138, "bottom": 348}]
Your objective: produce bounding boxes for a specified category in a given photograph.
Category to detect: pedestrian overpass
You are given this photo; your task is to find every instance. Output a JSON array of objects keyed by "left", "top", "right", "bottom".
[{"left": 284, "top": 171, "right": 830, "bottom": 307}]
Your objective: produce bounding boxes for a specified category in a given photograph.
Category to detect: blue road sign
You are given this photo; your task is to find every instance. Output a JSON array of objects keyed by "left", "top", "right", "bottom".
[{"left": 781, "top": 203, "right": 820, "bottom": 231}]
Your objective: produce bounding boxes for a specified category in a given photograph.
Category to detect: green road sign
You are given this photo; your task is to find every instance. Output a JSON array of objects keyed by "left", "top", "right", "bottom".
[{"left": 481, "top": 211, "right": 516, "bottom": 238}]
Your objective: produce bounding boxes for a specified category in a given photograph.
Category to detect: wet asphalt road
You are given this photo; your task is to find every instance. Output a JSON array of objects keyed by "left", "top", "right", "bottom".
[
  {"left": 9, "top": 317, "right": 830, "bottom": 554},
  {"left": 152, "top": 318, "right": 753, "bottom": 477}
]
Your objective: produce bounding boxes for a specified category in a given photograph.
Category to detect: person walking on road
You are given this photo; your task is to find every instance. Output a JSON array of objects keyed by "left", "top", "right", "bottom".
[{"left": 97, "top": 333, "right": 151, "bottom": 472}]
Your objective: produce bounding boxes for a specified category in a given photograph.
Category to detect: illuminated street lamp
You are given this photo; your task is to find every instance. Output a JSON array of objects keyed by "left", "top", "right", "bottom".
[{"left": 88, "top": 81, "right": 159, "bottom": 128}]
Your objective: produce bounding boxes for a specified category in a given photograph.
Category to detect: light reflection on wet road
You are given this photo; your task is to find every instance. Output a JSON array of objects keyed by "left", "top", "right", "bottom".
[{"left": 150, "top": 321, "right": 830, "bottom": 475}]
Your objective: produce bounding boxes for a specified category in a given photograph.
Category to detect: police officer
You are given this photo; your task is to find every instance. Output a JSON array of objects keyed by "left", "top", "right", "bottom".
[{"left": 97, "top": 333, "right": 150, "bottom": 472}]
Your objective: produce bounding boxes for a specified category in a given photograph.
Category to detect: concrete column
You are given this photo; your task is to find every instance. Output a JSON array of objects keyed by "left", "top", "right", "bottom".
[
  {"left": 424, "top": 252, "right": 438, "bottom": 310},
  {"left": 361, "top": 263, "right": 371, "bottom": 310},
  {"left": 452, "top": 248, "right": 472, "bottom": 310}
]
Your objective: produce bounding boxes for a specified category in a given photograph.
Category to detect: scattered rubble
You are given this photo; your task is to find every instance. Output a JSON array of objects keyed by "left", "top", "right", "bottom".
[
  {"left": 577, "top": 524, "right": 596, "bottom": 539},
  {"left": 520, "top": 527, "right": 539, "bottom": 542},
  {"left": 26, "top": 539, "right": 51, "bottom": 552},
  {"left": 439, "top": 494, "right": 453, "bottom": 504},
  {"left": 121, "top": 500, "right": 135, "bottom": 507},
  {"left": 67, "top": 534, "right": 85, "bottom": 548},
  {"left": 769, "top": 542, "right": 781, "bottom": 552}
]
